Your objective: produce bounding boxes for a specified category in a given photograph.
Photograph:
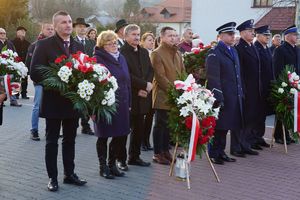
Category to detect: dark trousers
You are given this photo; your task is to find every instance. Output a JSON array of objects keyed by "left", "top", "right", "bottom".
[
  {"left": 45, "top": 118, "right": 79, "bottom": 179},
  {"left": 129, "top": 114, "right": 145, "bottom": 160},
  {"left": 274, "top": 120, "right": 291, "bottom": 140},
  {"left": 153, "top": 109, "right": 170, "bottom": 154},
  {"left": 208, "top": 129, "right": 227, "bottom": 158},
  {"left": 239, "top": 128, "right": 256, "bottom": 150},
  {"left": 142, "top": 110, "right": 154, "bottom": 147},
  {"left": 20, "top": 76, "right": 28, "bottom": 97},
  {"left": 96, "top": 136, "right": 125, "bottom": 166},
  {"left": 116, "top": 135, "right": 128, "bottom": 163},
  {"left": 253, "top": 119, "right": 266, "bottom": 144},
  {"left": 230, "top": 130, "right": 242, "bottom": 153},
  {"left": 81, "top": 115, "right": 91, "bottom": 130}
]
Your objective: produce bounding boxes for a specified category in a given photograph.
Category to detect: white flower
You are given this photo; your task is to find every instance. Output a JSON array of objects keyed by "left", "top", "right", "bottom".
[
  {"left": 290, "top": 88, "right": 297, "bottom": 94},
  {"left": 85, "top": 96, "right": 91, "bottom": 101},
  {"left": 101, "top": 99, "right": 107, "bottom": 105},
  {"left": 294, "top": 75, "right": 300, "bottom": 81},
  {"left": 80, "top": 92, "right": 86, "bottom": 98},
  {"left": 278, "top": 88, "right": 284, "bottom": 94},
  {"left": 179, "top": 106, "right": 192, "bottom": 117},
  {"left": 281, "top": 82, "right": 288, "bottom": 87}
]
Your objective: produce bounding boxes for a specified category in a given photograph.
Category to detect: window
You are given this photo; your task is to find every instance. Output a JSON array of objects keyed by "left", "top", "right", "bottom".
[{"left": 253, "top": 0, "right": 273, "bottom": 7}]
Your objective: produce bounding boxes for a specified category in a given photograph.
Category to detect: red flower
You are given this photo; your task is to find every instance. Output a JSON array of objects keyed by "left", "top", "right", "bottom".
[
  {"left": 78, "top": 64, "right": 93, "bottom": 73},
  {"left": 65, "top": 62, "right": 73, "bottom": 69},
  {"left": 185, "top": 116, "right": 193, "bottom": 130},
  {"left": 1, "top": 54, "right": 8, "bottom": 58},
  {"left": 14, "top": 56, "right": 22, "bottom": 62},
  {"left": 55, "top": 55, "right": 67, "bottom": 64},
  {"left": 193, "top": 49, "right": 200, "bottom": 55},
  {"left": 199, "top": 43, "right": 204, "bottom": 49},
  {"left": 202, "top": 116, "right": 216, "bottom": 128},
  {"left": 199, "top": 136, "right": 209, "bottom": 145}
]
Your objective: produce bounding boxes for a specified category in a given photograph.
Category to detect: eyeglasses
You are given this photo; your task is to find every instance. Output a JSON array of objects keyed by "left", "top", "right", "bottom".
[
  {"left": 104, "top": 41, "right": 118, "bottom": 47},
  {"left": 0, "top": 32, "right": 6, "bottom": 35}
]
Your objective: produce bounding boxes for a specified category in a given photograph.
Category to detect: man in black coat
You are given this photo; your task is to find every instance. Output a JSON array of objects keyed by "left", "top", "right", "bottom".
[
  {"left": 253, "top": 25, "right": 274, "bottom": 148},
  {"left": 30, "top": 11, "right": 87, "bottom": 192},
  {"left": 73, "top": 17, "right": 95, "bottom": 135},
  {"left": 206, "top": 22, "right": 243, "bottom": 164},
  {"left": 273, "top": 25, "right": 300, "bottom": 144},
  {"left": 234, "top": 19, "right": 264, "bottom": 156},
  {"left": 12, "top": 26, "right": 31, "bottom": 99},
  {"left": 270, "top": 34, "right": 281, "bottom": 55},
  {"left": 120, "top": 24, "right": 153, "bottom": 167}
]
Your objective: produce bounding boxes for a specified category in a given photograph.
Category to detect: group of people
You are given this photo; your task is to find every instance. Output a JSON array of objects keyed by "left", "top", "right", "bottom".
[
  {"left": 0, "top": 9, "right": 298, "bottom": 192},
  {"left": 206, "top": 19, "right": 299, "bottom": 165}
]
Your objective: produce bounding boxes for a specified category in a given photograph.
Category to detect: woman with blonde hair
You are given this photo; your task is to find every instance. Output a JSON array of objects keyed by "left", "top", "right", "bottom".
[
  {"left": 140, "top": 32, "right": 155, "bottom": 54},
  {"left": 93, "top": 30, "right": 131, "bottom": 179}
]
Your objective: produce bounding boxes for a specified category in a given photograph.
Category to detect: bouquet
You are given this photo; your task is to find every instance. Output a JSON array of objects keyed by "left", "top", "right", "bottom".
[
  {"left": 38, "top": 51, "right": 118, "bottom": 123},
  {"left": 270, "top": 65, "right": 299, "bottom": 140},
  {"left": 183, "top": 44, "right": 212, "bottom": 85},
  {"left": 168, "top": 74, "right": 220, "bottom": 157},
  {"left": 0, "top": 48, "right": 28, "bottom": 79}
]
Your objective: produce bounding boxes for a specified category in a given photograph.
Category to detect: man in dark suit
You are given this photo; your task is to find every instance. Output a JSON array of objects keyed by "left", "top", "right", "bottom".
[
  {"left": 30, "top": 10, "right": 87, "bottom": 192},
  {"left": 273, "top": 25, "right": 300, "bottom": 144},
  {"left": 206, "top": 22, "right": 243, "bottom": 164},
  {"left": 270, "top": 34, "right": 281, "bottom": 55},
  {"left": 73, "top": 17, "right": 95, "bottom": 135},
  {"left": 234, "top": 19, "right": 264, "bottom": 156},
  {"left": 12, "top": 26, "right": 31, "bottom": 99},
  {"left": 120, "top": 24, "right": 153, "bottom": 167},
  {"left": 253, "top": 25, "right": 274, "bottom": 148},
  {"left": 115, "top": 19, "right": 128, "bottom": 49}
]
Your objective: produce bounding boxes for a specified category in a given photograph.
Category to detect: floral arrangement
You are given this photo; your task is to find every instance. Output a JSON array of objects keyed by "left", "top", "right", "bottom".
[
  {"left": 168, "top": 74, "right": 220, "bottom": 156},
  {"left": 183, "top": 44, "right": 212, "bottom": 85},
  {"left": 0, "top": 48, "right": 28, "bottom": 79},
  {"left": 38, "top": 51, "right": 118, "bottom": 123},
  {"left": 270, "top": 65, "right": 299, "bottom": 140}
]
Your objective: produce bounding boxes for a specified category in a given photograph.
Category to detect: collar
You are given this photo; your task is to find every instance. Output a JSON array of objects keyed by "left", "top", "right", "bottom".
[
  {"left": 56, "top": 33, "right": 70, "bottom": 43},
  {"left": 124, "top": 42, "right": 139, "bottom": 52},
  {"left": 160, "top": 42, "right": 178, "bottom": 53},
  {"left": 77, "top": 35, "right": 85, "bottom": 41}
]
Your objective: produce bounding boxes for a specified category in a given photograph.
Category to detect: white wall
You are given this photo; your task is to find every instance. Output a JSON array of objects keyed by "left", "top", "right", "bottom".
[{"left": 191, "top": 0, "right": 270, "bottom": 44}]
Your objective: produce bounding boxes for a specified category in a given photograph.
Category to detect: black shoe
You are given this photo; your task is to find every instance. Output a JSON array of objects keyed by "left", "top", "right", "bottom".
[
  {"left": 47, "top": 178, "right": 58, "bottom": 192},
  {"left": 220, "top": 154, "right": 236, "bottom": 162},
  {"left": 116, "top": 161, "right": 128, "bottom": 171},
  {"left": 22, "top": 96, "right": 30, "bottom": 99},
  {"left": 141, "top": 145, "right": 148, "bottom": 151},
  {"left": 287, "top": 138, "right": 295, "bottom": 144},
  {"left": 251, "top": 144, "right": 263, "bottom": 150},
  {"left": 128, "top": 158, "right": 151, "bottom": 167},
  {"left": 243, "top": 149, "right": 259, "bottom": 155},
  {"left": 30, "top": 130, "right": 40, "bottom": 141},
  {"left": 259, "top": 141, "right": 270, "bottom": 148},
  {"left": 63, "top": 173, "right": 87, "bottom": 186},
  {"left": 210, "top": 158, "right": 224, "bottom": 165},
  {"left": 10, "top": 102, "right": 22, "bottom": 107},
  {"left": 231, "top": 151, "right": 246, "bottom": 157},
  {"left": 81, "top": 128, "right": 94, "bottom": 135},
  {"left": 109, "top": 165, "right": 125, "bottom": 177},
  {"left": 100, "top": 165, "right": 115, "bottom": 179}
]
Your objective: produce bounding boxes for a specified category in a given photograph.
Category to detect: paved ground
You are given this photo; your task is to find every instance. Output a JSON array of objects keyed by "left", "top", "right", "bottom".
[{"left": 1, "top": 81, "right": 300, "bottom": 200}]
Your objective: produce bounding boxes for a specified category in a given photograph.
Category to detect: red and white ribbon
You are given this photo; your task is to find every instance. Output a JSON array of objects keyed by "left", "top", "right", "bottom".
[
  {"left": 294, "top": 90, "right": 300, "bottom": 133},
  {"left": 4, "top": 74, "right": 12, "bottom": 100},
  {"left": 187, "top": 111, "right": 200, "bottom": 162},
  {"left": 174, "top": 74, "right": 195, "bottom": 91}
]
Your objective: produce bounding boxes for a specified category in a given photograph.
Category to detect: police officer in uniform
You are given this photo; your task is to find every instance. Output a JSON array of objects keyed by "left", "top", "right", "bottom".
[
  {"left": 273, "top": 25, "right": 300, "bottom": 144},
  {"left": 234, "top": 19, "right": 264, "bottom": 156},
  {"left": 206, "top": 22, "right": 243, "bottom": 165},
  {"left": 253, "top": 25, "right": 274, "bottom": 148}
]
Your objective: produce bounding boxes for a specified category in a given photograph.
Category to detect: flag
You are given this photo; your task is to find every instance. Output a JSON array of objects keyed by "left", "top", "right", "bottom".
[
  {"left": 187, "top": 112, "right": 200, "bottom": 162},
  {"left": 294, "top": 90, "right": 300, "bottom": 133}
]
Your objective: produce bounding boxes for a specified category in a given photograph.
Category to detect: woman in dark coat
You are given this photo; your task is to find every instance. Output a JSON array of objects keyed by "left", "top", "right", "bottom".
[{"left": 93, "top": 30, "right": 131, "bottom": 179}]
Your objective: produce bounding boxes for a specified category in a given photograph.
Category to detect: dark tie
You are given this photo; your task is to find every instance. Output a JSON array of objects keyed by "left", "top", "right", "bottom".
[
  {"left": 63, "top": 41, "right": 70, "bottom": 56},
  {"left": 81, "top": 39, "right": 85, "bottom": 46}
]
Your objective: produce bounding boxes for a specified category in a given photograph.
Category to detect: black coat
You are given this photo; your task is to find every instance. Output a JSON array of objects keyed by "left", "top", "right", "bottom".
[
  {"left": 273, "top": 41, "right": 300, "bottom": 78},
  {"left": 120, "top": 42, "right": 153, "bottom": 115},
  {"left": 206, "top": 41, "right": 243, "bottom": 130},
  {"left": 0, "top": 40, "right": 16, "bottom": 52},
  {"left": 30, "top": 34, "right": 84, "bottom": 119},
  {"left": 74, "top": 36, "right": 95, "bottom": 57},
  {"left": 254, "top": 41, "right": 275, "bottom": 115},
  {"left": 235, "top": 38, "right": 264, "bottom": 129},
  {"left": 12, "top": 38, "right": 30, "bottom": 62}
]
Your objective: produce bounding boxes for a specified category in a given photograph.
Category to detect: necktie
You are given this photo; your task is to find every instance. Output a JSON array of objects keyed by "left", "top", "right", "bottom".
[
  {"left": 81, "top": 39, "right": 85, "bottom": 46},
  {"left": 63, "top": 41, "right": 70, "bottom": 56}
]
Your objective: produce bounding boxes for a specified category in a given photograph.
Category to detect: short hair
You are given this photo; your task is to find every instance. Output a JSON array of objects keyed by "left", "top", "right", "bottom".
[
  {"left": 52, "top": 10, "right": 70, "bottom": 24},
  {"left": 160, "top": 26, "right": 175, "bottom": 36},
  {"left": 124, "top": 24, "right": 140, "bottom": 36},
  {"left": 183, "top": 27, "right": 192, "bottom": 35},
  {"left": 273, "top": 34, "right": 281, "bottom": 40},
  {"left": 96, "top": 30, "right": 118, "bottom": 48}
]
